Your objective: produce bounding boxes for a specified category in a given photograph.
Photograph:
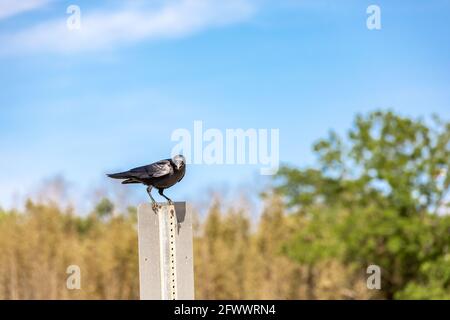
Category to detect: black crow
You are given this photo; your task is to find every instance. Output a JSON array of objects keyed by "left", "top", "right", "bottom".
[{"left": 107, "top": 155, "right": 186, "bottom": 211}]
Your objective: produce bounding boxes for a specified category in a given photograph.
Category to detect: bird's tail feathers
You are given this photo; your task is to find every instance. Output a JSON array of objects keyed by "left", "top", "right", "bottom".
[
  {"left": 107, "top": 172, "right": 131, "bottom": 179},
  {"left": 121, "top": 178, "right": 139, "bottom": 184}
]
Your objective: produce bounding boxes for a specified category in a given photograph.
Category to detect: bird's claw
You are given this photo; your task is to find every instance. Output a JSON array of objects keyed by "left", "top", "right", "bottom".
[
  {"left": 151, "top": 202, "right": 158, "bottom": 213},
  {"left": 168, "top": 200, "right": 174, "bottom": 206}
]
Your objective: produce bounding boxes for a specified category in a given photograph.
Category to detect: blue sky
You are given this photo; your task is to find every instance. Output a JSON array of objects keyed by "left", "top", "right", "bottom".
[{"left": 0, "top": 0, "right": 449, "bottom": 211}]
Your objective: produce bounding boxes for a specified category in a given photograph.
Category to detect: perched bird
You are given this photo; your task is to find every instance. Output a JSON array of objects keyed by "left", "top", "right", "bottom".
[{"left": 107, "top": 155, "right": 186, "bottom": 211}]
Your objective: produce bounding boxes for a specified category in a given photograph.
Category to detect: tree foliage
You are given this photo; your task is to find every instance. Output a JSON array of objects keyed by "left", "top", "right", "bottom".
[{"left": 276, "top": 110, "right": 450, "bottom": 299}]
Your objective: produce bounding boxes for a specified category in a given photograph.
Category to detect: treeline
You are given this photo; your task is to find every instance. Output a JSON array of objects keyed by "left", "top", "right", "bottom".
[
  {"left": 0, "top": 111, "right": 448, "bottom": 299},
  {"left": 0, "top": 196, "right": 374, "bottom": 299}
]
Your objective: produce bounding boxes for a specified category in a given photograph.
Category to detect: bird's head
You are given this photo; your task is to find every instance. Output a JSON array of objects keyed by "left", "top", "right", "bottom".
[{"left": 172, "top": 154, "right": 186, "bottom": 170}]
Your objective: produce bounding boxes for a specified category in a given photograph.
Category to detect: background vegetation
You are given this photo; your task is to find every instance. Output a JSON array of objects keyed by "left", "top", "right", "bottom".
[{"left": 0, "top": 111, "right": 448, "bottom": 299}]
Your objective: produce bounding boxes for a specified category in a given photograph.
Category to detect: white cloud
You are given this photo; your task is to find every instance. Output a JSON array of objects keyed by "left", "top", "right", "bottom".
[
  {"left": 0, "top": 0, "right": 256, "bottom": 54},
  {"left": 0, "top": 0, "right": 50, "bottom": 20}
]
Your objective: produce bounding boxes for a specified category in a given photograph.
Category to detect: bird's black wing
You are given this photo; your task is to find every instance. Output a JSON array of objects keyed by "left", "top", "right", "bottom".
[
  {"left": 107, "top": 159, "right": 173, "bottom": 180},
  {"left": 128, "top": 160, "right": 173, "bottom": 179}
]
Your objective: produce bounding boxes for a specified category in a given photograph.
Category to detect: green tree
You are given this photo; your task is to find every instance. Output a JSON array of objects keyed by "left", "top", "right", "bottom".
[
  {"left": 276, "top": 110, "right": 450, "bottom": 299},
  {"left": 94, "top": 198, "right": 114, "bottom": 219}
]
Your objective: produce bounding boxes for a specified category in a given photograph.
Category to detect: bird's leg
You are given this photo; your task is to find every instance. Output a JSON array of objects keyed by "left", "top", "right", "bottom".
[
  {"left": 158, "top": 189, "right": 173, "bottom": 205},
  {"left": 147, "top": 186, "right": 158, "bottom": 212}
]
